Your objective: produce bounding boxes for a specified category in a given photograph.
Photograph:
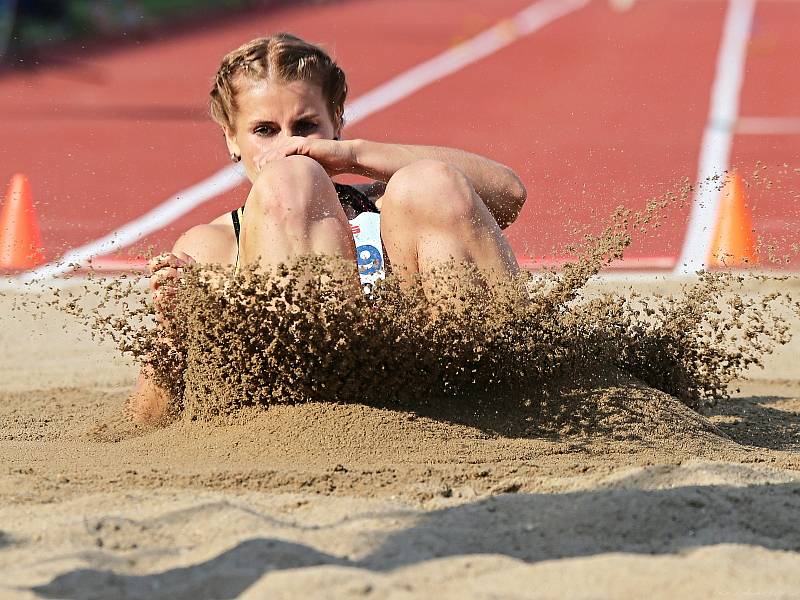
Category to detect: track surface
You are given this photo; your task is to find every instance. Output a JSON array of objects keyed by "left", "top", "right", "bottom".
[{"left": 0, "top": 0, "right": 797, "bottom": 272}]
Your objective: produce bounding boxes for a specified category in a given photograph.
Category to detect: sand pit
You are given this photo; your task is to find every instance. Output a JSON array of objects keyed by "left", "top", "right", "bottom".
[{"left": 1, "top": 271, "right": 799, "bottom": 598}]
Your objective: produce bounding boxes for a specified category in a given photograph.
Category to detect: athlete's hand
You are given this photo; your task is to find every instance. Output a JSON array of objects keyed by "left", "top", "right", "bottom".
[
  {"left": 253, "top": 136, "right": 356, "bottom": 176},
  {"left": 148, "top": 252, "right": 196, "bottom": 315}
]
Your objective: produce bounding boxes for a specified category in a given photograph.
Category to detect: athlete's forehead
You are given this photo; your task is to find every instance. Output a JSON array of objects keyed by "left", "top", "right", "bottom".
[{"left": 235, "top": 77, "right": 328, "bottom": 124}]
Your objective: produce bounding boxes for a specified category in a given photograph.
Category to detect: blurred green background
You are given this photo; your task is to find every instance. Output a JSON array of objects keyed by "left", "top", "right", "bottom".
[{"left": 1, "top": 0, "right": 289, "bottom": 62}]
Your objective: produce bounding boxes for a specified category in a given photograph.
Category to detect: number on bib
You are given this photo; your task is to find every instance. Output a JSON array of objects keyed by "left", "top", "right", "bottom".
[{"left": 356, "top": 244, "right": 383, "bottom": 275}]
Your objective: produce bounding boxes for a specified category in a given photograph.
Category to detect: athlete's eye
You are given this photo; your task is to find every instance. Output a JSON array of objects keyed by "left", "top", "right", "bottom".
[
  {"left": 294, "top": 120, "right": 317, "bottom": 136},
  {"left": 254, "top": 124, "right": 277, "bottom": 136}
]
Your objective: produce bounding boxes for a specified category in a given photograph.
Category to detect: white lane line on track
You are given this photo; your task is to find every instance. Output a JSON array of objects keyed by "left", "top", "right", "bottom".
[
  {"left": 736, "top": 116, "right": 800, "bottom": 135},
  {"left": 3, "top": 0, "right": 588, "bottom": 290},
  {"left": 8, "top": 166, "right": 243, "bottom": 284},
  {"left": 676, "top": 0, "right": 756, "bottom": 274},
  {"left": 345, "top": 0, "right": 589, "bottom": 124}
]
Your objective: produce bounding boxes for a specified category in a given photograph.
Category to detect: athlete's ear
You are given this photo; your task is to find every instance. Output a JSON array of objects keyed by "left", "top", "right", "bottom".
[{"left": 223, "top": 128, "right": 241, "bottom": 163}]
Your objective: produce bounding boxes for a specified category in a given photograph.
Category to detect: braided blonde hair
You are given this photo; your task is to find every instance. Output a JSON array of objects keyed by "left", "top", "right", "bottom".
[{"left": 210, "top": 33, "right": 348, "bottom": 134}]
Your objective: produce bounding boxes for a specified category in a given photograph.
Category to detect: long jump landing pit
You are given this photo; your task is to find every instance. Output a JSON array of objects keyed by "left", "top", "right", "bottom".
[
  {"left": 1, "top": 271, "right": 799, "bottom": 599},
  {"left": 2, "top": 0, "right": 800, "bottom": 597}
]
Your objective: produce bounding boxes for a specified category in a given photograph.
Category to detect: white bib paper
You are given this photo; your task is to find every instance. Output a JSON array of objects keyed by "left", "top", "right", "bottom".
[{"left": 349, "top": 212, "right": 385, "bottom": 290}]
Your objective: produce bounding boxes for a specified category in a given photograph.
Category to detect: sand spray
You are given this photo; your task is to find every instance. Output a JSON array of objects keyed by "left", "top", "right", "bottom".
[{"left": 8, "top": 168, "right": 799, "bottom": 431}]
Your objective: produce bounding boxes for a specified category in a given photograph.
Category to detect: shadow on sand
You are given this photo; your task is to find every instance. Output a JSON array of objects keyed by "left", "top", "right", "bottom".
[
  {"left": 355, "top": 369, "right": 721, "bottom": 444},
  {"left": 31, "top": 481, "right": 800, "bottom": 599},
  {"left": 707, "top": 395, "right": 800, "bottom": 452}
]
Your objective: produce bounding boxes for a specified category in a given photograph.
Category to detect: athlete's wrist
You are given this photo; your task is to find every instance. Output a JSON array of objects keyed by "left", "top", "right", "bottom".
[{"left": 345, "top": 139, "right": 373, "bottom": 178}]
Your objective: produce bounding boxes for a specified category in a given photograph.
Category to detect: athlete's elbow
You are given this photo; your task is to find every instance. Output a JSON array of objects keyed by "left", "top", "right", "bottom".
[
  {"left": 503, "top": 170, "right": 527, "bottom": 226},
  {"left": 510, "top": 169, "right": 527, "bottom": 205}
]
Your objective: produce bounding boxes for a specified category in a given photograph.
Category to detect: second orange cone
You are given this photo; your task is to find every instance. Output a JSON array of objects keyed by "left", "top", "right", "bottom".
[
  {"left": 0, "top": 174, "right": 45, "bottom": 270},
  {"left": 708, "top": 170, "right": 757, "bottom": 268}
]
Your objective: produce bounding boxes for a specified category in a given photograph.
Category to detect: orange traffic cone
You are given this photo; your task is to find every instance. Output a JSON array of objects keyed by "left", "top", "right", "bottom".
[
  {"left": 0, "top": 174, "right": 45, "bottom": 270},
  {"left": 708, "top": 171, "right": 757, "bottom": 268}
]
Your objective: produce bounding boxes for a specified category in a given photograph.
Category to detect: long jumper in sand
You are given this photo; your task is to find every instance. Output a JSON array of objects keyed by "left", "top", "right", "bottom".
[{"left": 128, "top": 32, "right": 528, "bottom": 424}]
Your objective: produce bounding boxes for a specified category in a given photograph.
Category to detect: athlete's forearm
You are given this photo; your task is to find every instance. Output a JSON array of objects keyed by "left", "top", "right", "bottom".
[{"left": 347, "top": 139, "right": 527, "bottom": 228}]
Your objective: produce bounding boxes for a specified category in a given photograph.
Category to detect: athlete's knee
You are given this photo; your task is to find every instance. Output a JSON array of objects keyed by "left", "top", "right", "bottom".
[
  {"left": 253, "top": 155, "right": 329, "bottom": 196},
  {"left": 384, "top": 160, "right": 475, "bottom": 226},
  {"left": 248, "top": 156, "right": 335, "bottom": 224}
]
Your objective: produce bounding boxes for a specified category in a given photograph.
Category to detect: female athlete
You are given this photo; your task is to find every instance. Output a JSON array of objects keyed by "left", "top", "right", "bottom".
[{"left": 127, "top": 32, "right": 527, "bottom": 424}]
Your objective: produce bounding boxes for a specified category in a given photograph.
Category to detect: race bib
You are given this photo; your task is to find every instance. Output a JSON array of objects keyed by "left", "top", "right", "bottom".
[{"left": 349, "top": 212, "right": 385, "bottom": 290}]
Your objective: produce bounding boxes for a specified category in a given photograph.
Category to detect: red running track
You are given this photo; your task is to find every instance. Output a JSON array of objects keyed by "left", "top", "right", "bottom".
[{"left": 0, "top": 0, "right": 797, "bottom": 273}]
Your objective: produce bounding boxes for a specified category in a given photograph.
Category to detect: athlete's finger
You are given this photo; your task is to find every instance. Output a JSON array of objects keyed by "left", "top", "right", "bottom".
[
  {"left": 148, "top": 253, "right": 181, "bottom": 274},
  {"left": 172, "top": 251, "right": 196, "bottom": 265},
  {"left": 148, "top": 252, "right": 195, "bottom": 274},
  {"left": 153, "top": 288, "right": 177, "bottom": 317},
  {"left": 150, "top": 267, "right": 180, "bottom": 290},
  {"left": 147, "top": 253, "right": 171, "bottom": 274},
  {"left": 255, "top": 151, "right": 280, "bottom": 172}
]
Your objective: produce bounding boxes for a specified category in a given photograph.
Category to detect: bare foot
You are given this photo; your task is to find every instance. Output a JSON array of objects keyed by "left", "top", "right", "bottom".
[{"left": 124, "top": 371, "right": 173, "bottom": 427}]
